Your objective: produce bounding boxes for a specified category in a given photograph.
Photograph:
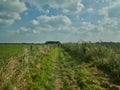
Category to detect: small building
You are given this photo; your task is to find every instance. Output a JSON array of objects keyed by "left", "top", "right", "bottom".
[{"left": 45, "top": 41, "right": 61, "bottom": 44}]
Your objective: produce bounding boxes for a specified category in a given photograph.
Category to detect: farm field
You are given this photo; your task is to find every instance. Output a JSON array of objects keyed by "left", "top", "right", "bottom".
[{"left": 0, "top": 43, "right": 120, "bottom": 90}]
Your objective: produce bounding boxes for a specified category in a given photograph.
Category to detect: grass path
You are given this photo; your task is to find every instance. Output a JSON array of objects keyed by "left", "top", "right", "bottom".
[
  {"left": 53, "top": 48, "right": 63, "bottom": 90},
  {"left": 53, "top": 48, "right": 81, "bottom": 90}
]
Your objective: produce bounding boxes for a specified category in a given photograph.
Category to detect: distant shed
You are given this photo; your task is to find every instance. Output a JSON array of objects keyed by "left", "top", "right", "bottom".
[{"left": 45, "top": 41, "right": 61, "bottom": 44}]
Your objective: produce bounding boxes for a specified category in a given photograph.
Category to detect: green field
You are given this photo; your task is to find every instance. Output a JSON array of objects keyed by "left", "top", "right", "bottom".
[{"left": 0, "top": 43, "right": 120, "bottom": 90}]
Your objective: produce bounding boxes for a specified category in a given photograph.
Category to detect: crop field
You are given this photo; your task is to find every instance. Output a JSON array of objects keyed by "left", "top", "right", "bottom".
[{"left": 0, "top": 43, "right": 120, "bottom": 90}]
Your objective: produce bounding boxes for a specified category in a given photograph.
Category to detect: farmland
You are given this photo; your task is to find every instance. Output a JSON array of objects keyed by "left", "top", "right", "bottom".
[{"left": 0, "top": 43, "right": 120, "bottom": 90}]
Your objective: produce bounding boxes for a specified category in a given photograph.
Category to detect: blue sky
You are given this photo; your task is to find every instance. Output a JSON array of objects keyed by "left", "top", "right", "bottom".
[{"left": 0, "top": 0, "right": 120, "bottom": 43}]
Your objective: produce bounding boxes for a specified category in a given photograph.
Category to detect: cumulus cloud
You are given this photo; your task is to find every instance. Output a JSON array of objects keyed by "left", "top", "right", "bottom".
[
  {"left": 20, "top": 15, "right": 76, "bottom": 34},
  {"left": 36, "top": 15, "right": 72, "bottom": 27},
  {"left": 51, "top": 0, "right": 84, "bottom": 14},
  {"left": 0, "top": 0, "right": 27, "bottom": 26},
  {"left": 80, "top": 22, "right": 96, "bottom": 31},
  {"left": 87, "top": 8, "right": 94, "bottom": 13},
  {"left": 31, "top": 20, "right": 39, "bottom": 25},
  {"left": 25, "top": 0, "right": 84, "bottom": 14},
  {"left": 98, "top": 0, "right": 120, "bottom": 33},
  {"left": 99, "top": 0, "right": 120, "bottom": 17},
  {"left": 98, "top": 17, "right": 120, "bottom": 32},
  {"left": 71, "top": 0, "right": 118, "bottom": 36},
  {"left": 107, "top": 1, "right": 120, "bottom": 18},
  {"left": 1, "top": 0, "right": 120, "bottom": 42},
  {"left": 79, "top": 16, "right": 120, "bottom": 34}
]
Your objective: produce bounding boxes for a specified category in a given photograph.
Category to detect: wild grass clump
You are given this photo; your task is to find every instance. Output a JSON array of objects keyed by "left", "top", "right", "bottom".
[
  {"left": 62, "top": 42, "right": 120, "bottom": 83},
  {"left": 0, "top": 45, "right": 56, "bottom": 90},
  {"left": 96, "top": 55, "right": 120, "bottom": 82},
  {"left": 63, "top": 42, "right": 111, "bottom": 62},
  {"left": 26, "top": 45, "right": 56, "bottom": 90},
  {"left": 75, "top": 64, "right": 101, "bottom": 90}
]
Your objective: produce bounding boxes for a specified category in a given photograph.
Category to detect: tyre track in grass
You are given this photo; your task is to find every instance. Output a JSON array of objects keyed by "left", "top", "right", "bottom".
[
  {"left": 53, "top": 48, "right": 64, "bottom": 90},
  {"left": 54, "top": 47, "right": 81, "bottom": 90}
]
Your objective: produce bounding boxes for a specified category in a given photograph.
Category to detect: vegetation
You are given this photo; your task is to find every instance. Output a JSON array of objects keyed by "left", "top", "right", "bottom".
[
  {"left": 62, "top": 42, "right": 120, "bottom": 85},
  {"left": 0, "top": 43, "right": 120, "bottom": 90},
  {"left": 0, "top": 44, "right": 25, "bottom": 69},
  {"left": 0, "top": 45, "right": 56, "bottom": 90}
]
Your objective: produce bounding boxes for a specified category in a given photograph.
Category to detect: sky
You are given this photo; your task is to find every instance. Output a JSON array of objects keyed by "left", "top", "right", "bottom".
[{"left": 0, "top": 0, "right": 120, "bottom": 43}]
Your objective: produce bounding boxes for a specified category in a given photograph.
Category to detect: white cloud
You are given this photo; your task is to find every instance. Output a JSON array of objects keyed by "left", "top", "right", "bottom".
[
  {"left": 87, "top": 8, "right": 94, "bottom": 13},
  {"left": 20, "top": 15, "right": 77, "bottom": 34},
  {"left": 97, "top": 0, "right": 120, "bottom": 32},
  {"left": 51, "top": 0, "right": 84, "bottom": 14},
  {"left": 20, "top": 27, "right": 29, "bottom": 32},
  {"left": 99, "top": 0, "right": 120, "bottom": 17},
  {"left": 36, "top": 15, "right": 72, "bottom": 27},
  {"left": 31, "top": 20, "right": 39, "bottom": 25},
  {"left": 101, "top": 0, "right": 113, "bottom": 3},
  {"left": 0, "top": 0, "right": 27, "bottom": 26},
  {"left": 24, "top": 0, "right": 48, "bottom": 12},
  {"left": 98, "top": 17, "right": 118, "bottom": 26},
  {"left": 1, "top": 0, "right": 120, "bottom": 42},
  {"left": 81, "top": 22, "right": 96, "bottom": 31},
  {"left": 79, "top": 16, "right": 120, "bottom": 34},
  {"left": 25, "top": 0, "right": 84, "bottom": 14}
]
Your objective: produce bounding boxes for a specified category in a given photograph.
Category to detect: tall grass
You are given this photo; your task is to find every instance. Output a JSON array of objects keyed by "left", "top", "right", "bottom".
[
  {"left": 62, "top": 42, "right": 120, "bottom": 83},
  {"left": 27, "top": 45, "right": 56, "bottom": 90},
  {"left": 58, "top": 48, "right": 101, "bottom": 90},
  {"left": 0, "top": 44, "right": 56, "bottom": 90}
]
